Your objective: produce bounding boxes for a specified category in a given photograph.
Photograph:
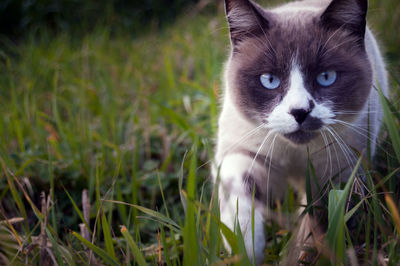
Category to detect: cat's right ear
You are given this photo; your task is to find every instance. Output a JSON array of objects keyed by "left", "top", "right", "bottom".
[
  {"left": 320, "top": 0, "right": 368, "bottom": 45},
  {"left": 225, "top": 0, "right": 270, "bottom": 47}
]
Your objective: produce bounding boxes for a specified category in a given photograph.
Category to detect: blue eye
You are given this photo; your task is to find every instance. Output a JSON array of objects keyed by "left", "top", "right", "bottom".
[
  {"left": 317, "top": 71, "right": 337, "bottom": 87},
  {"left": 260, "top": 74, "right": 280, "bottom": 90}
]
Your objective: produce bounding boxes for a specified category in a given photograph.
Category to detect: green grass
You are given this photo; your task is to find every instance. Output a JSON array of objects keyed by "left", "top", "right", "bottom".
[{"left": 0, "top": 1, "right": 399, "bottom": 265}]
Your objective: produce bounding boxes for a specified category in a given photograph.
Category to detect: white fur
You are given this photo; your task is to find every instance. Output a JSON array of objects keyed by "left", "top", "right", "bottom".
[
  {"left": 273, "top": 6, "right": 320, "bottom": 14},
  {"left": 218, "top": 153, "right": 266, "bottom": 264},
  {"left": 267, "top": 65, "right": 335, "bottom": 134}
]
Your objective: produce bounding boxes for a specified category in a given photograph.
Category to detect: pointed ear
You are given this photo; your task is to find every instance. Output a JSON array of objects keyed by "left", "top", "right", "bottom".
[
  {"left": 321, "top": 0, "right": 368, "bottom": 43},
  {"left": 225, "top": 0, "right": 270, "bottom": 46}
]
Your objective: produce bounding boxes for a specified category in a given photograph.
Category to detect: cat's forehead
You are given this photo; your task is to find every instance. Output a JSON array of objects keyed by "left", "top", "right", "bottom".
[
  {"left": 271, "top": 0, "right": 329, "bottom": 15},
  {"left": 270, "top": 5, "right": 322, "bottom": 25},
  {"left": 232, "top": 24, "right": 317, "bottom": 70},
  {"left": 264, "top": 0, "right": 334, "bottom": 29},
  {"left": 232, "top": 13, "right": 356, "bottom": 70}
]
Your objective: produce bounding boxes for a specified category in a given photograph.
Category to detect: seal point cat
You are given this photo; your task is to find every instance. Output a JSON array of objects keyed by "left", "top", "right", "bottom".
[{"left": 213, "top": 0, "right": 388, "bottom": 263}]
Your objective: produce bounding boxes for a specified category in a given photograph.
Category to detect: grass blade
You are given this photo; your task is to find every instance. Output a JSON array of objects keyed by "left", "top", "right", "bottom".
[
  {"left": 344, "top": 199, "right": 365, "bottom": 223},
  {"left": 105, "top": 200, "right": 181, "bottom": 231},
  {"left": 121, "top": 226, "right": 148, "bottom": 266},
  {"left": 378, "top": 86, "right": 400, "bottom": 163},
  {"left": 62, "top": 186, "right": 91, "bottom": 234},
  {"left": 183, "top": 147, "right": 201, "bottom": 265},
  {"left": 326, "top": 157, "right": 362, "bottom": 263},
  {"left": 71, "top": 231, "right": 119, "bottom": 266},
  {"left": 385, "top": 194, "right": 400, "bottom": 235},
  {"left": 234, "top": 216, "right": 251, "bottom": 266},
  {"left": 45, "top": 228, "right": 67, "bottom": 266},
  {"left": 102, "top": 212, "right": 117, "bottom": 260},
  {"left": 205, "top": 182, "right": 221, "bottom": 264}
]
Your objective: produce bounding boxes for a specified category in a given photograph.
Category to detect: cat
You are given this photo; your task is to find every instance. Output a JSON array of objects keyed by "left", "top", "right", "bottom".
[{"left": 213, "top": 0, "right": 388, "bottom": 263}]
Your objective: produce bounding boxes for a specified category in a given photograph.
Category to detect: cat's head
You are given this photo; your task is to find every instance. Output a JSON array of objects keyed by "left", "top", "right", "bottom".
[{"left": 224, "top": 0, "right": 372, "bottom": 144}]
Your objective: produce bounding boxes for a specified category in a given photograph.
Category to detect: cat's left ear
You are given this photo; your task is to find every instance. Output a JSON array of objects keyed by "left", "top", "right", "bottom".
[
  {"left": 321, "top": 0, "right": 368, "bottom": 44},
  {"left": 224, "top": 0, "right": 270, "bottom": 47}
]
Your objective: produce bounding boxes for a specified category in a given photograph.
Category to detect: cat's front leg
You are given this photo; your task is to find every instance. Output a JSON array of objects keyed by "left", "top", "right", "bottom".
[{"left": 217, "top": 153, "right": 268, "bottom": 265}]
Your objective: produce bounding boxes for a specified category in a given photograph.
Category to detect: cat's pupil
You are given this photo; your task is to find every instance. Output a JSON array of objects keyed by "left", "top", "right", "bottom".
[
  {"left": 323, "top": 73, "right": 328, "bottom": 80},
  {"left": 269, "top": 77, "right": 274, "bottom": 83}
]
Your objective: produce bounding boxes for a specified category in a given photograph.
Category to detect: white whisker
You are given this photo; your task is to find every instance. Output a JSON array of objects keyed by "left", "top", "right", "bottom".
[
  {"left": 223, "top": 123, "right": 266, "bottom": 155},
  {"left": 198, "top": 123, "right": 265, "bottom": 170},
  {"left": 265, "top": 134, "right": 278, "bottom": 218},
  {"left": 320, "top": 130, "right": 333, "bottom": 179},
  {"left": 333, "top": 119, "right": 394, "bottom": 158},
  {"left": 325, "top": 126, "right": 357, "bottom": 184},
  {"left": 325, "top": 129, "right": 342, "bottom": 179},
  {"left": 243, "top": 130, "right": 274, "bottom": 191},
  {"left": 330, "top": 127, "right": 358, "bottom": 165}
]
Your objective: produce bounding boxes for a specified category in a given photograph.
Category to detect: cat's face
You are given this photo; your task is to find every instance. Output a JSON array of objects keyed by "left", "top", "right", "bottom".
[{"left": 225, "top": 0, "right": 372, "bottom": 144}]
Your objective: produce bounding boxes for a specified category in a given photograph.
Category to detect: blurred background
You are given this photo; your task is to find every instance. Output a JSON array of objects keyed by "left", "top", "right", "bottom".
[
  {"left": 0, "top": 0, "right": 214, "bottom": 36},
  {"left": 0, "top": 0, "right": 399, "bottom": 264},
  {"left": 1, "top": 0, "right": 398, "bottom": 69}
]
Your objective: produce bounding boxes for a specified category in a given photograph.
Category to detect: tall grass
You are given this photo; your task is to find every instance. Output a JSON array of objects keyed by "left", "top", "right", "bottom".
[{"left": 0, "top": 1, "right": 399, "bottom": 265}]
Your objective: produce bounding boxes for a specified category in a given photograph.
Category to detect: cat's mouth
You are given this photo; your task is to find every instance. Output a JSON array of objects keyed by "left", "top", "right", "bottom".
[
  {"left": 282, "top": 116, "right": 324, "bottom": 144},
  {"left": 283, "top": 130, "right": 318, "bottom": 144}
]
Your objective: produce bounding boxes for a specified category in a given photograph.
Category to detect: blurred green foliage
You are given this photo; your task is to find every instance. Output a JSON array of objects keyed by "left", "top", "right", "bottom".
[{"left": 0, "top": 0, "right": 206, "bottom": 37}]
